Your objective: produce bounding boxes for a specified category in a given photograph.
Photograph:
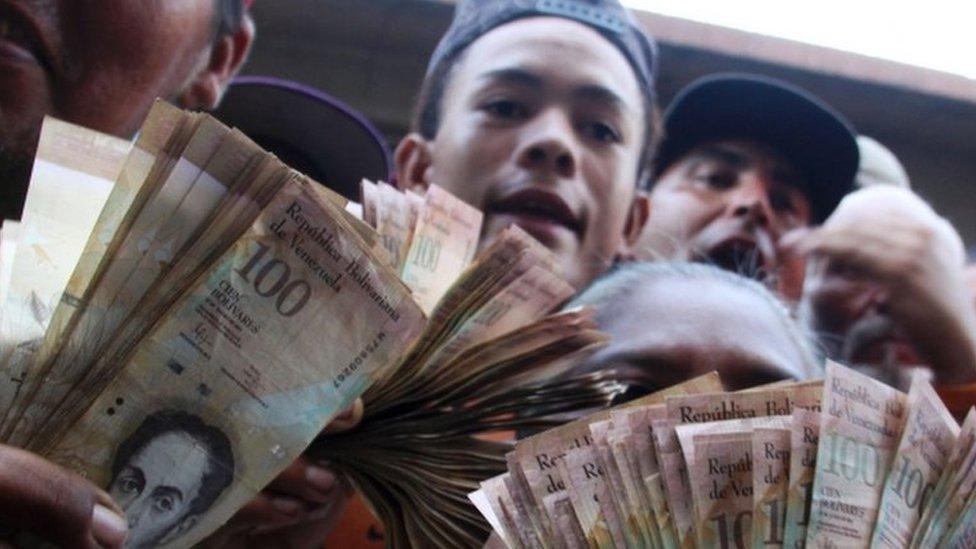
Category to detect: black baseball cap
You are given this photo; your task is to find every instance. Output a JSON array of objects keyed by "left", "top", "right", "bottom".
[
  {"left": 212, "top": 76, "right": 392, "bottom": 200},
  {"left": 654, "top": 73, "right": 859, "bottom": 223},
  {"left": 428, "top": 0, "right": 658, "bottom": 105}
]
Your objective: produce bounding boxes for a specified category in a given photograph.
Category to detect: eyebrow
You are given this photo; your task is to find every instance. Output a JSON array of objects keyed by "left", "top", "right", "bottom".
[
  {"left": 690, "top": 145, "right": 807, "bottom": 187},
  {"left": 478, "top": 68, "right": 544, "bottom": 89},
  {"left": 573, "top": 85, "right": 626, "bottom": 112},
  {"left": 689, "top": 145, "right": 752, "bottom": 170},
  {"left": 478, "top": 68, "right": 626, "bottom": 110}
]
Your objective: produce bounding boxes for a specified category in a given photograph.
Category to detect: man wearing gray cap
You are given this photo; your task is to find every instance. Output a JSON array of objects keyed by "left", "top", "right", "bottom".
[
  {"left": 327, "top": 1, "right": 661, "bottom": 546},
  {"left": 394, "top": 0, "right": 660, "bottom": 291}
]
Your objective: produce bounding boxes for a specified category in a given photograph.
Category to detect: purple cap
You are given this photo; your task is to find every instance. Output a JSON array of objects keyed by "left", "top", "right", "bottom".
[
  {"left": 213, "top": 76, "right": 392, "bottom": 200},
  {"left": 428, "top": 0, "right": 658, "bottom": 104}
]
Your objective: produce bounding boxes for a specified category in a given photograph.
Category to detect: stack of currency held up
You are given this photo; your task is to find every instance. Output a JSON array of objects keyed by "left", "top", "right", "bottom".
[
  {"left": 472, "top": 361, "right": 976, "bottom": 548},
  {"left": 0, "top": 102, "right": 620, "bottom": 548},
  {"left": 311, "top": 181, "right": 623, "bottom": 547}
]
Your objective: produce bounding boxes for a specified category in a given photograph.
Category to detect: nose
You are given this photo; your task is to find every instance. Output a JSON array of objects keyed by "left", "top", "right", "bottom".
[
  {"left": 122, "top": 497, "right": 145, "bottom": 530},
  {"left": 516, "top": 109, "right": 578, "bottom": 179},
  {"left": 729, "top": 173, "right": 773, "bottom": 229}
]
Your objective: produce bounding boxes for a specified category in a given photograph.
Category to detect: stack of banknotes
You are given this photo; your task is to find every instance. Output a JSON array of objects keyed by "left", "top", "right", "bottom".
[
  {"left": 472, "top": 362, "right": 976, "bottom": 548},
  {"left": 310, "top": 180, "right": 623, "bottom": 547},
  {"left": 0, "top": 102, "right": 619, "bottom": 547}
]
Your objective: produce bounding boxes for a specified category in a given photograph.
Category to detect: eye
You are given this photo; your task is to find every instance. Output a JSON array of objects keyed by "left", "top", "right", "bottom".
[
  {"left": 580, "top": 121, "right": 621, "bottom": 144},
  {"left": 769, "top": 188, "right": 797, "bottom": 213},
  {"left": 693, "top": 168, "right": 738, "bottom": 190},
  {"left": 153, "top": 495, "right": 176, "bottom": 514},
  {"left": 482, "top": 99, "right": 528, "bottom": 120},
  {"left": 118, "top": 477, "right": 140, "bottom": 495}
]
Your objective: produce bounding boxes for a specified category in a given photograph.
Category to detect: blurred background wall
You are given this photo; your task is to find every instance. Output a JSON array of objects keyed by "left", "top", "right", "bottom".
[{"left": 243, "top": 0, "right": 976, "bottom": 245}]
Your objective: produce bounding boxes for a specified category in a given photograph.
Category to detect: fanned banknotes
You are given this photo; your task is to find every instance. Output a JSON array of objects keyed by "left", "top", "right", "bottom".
[
  {"left": 473, "top": 363, "right": 975, "bottom": 549},
  {"left": 6, "top": 107, "right": 976, "bottom": 549},
  {"left": 311, "top": 180, "right": 618, "bottom": 548},
  {"left": 1, "top": 105, "right": 620, "bottom": 548}
]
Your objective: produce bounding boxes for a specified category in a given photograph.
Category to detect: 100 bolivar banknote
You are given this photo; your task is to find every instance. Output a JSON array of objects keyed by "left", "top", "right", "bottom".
[
  {"left": 473, "top": 363, "right": 975, "bottom": 549},
  {"left": 46, "top": 175, "right": 425, "bottom": 547}
]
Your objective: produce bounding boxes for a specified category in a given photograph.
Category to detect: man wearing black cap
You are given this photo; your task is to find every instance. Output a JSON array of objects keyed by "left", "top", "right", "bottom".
[
  {"left": 636, "top": 74, "right": 859, "bottom": 297},
  {"left": 394, "top": 0, "right": 660, "bottom": 291}
]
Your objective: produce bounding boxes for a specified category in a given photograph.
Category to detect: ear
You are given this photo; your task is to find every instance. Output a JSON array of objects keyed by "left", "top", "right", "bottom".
[
  {"left": 393, "top": 133, "right": 434, "bottom": 193},
  {"left": 617, "top": 191, "right": 651, "bottom": 261},
  {"left": 177, "top": 15, "right": 256, "bottom": 110}
]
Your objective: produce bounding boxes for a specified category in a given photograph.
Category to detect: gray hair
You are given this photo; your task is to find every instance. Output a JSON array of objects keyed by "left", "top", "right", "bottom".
[{"left": 567, "top": 262, "right": 823, "bottom": 378}]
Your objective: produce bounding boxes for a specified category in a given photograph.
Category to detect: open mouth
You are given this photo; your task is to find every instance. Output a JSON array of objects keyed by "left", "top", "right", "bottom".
[
  {"left": 0, "top": 4, "right": 50, "bottom": 70},
  {"left": 700, "top": 238, "right": 768, "bottom": 280},
  {"left": 488, "top": 188, "right": 582, "bottom": 237}
]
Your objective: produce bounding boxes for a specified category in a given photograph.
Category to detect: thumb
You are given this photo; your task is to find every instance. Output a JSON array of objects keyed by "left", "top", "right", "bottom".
[
  {"left": 322, "top": 398, "right": 364, "bottom": 435},
  {"left": 0, "top": 444, "right": 127, "bottom": 549}
]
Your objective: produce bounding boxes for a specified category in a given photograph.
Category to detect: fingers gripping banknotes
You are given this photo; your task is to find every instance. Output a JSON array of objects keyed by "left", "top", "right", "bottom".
[{"left": 45, "top": 176, "right": 424, "bottom": 546}]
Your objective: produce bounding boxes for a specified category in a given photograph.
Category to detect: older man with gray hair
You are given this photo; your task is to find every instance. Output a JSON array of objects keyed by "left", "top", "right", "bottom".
[{"left": 794, "top": 135, "right": 976, "bottom": 413}]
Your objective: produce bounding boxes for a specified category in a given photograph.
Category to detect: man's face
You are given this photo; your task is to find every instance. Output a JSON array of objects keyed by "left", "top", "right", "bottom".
[
  {"left": 109, "top": 432, "right": 211, "bottom": 548},
  {"left": 578, "top": 275, "right": 811, "bottom": 394},
  {"left": 0, "top": 0, "right": 219, "bottom": 204},
  {"left": 639, "top": 140, "right": 813, "bottom": 283},
  {"left": 802, "top": 257, "right": 920, "bottom": 366},
  {"left": 407, "top": 17, "right": 646, "bottom": 289}
]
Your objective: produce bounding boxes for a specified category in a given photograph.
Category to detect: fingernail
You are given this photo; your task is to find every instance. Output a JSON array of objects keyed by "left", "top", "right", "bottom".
[
  {"left": 306, "top": 464, "right": 336, "bottom": 493},
  {"left": 335, "top": 405, "right": 355, "bottom": 421},
  {"left": 271, "top": 496, "right": 303, "bottom": 517},
  {"left": 92, "top": 504, "right": 127, "bottom": 548}
]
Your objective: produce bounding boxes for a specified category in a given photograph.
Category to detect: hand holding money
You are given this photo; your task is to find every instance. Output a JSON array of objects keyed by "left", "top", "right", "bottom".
[
  {"left": 204, "top": 400, "right": 363, "bottom": 547},
  {"left": 0, "top": 444, "right": 128, "bottom": 549},
  {"left": 1, "top": 105, "right": 617, "bottom": 548},
  {"left": 201, "top": 457, "right": 348, "bottom": 548}
]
